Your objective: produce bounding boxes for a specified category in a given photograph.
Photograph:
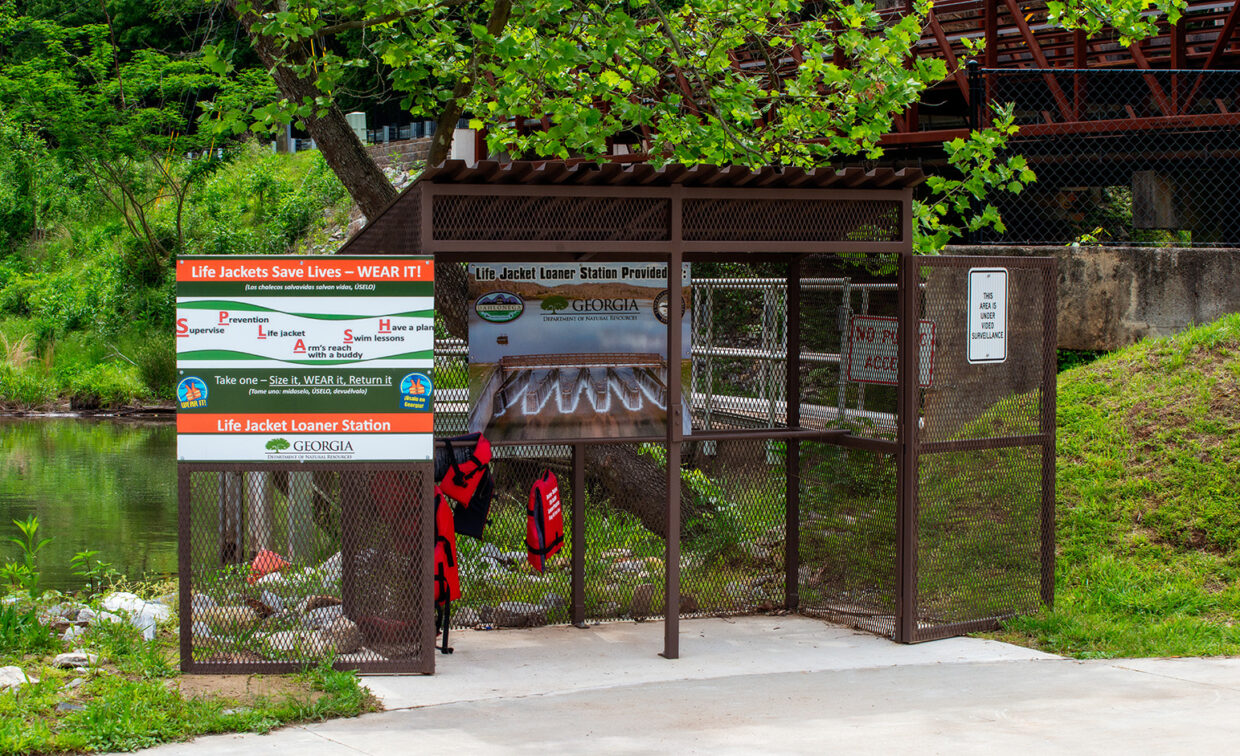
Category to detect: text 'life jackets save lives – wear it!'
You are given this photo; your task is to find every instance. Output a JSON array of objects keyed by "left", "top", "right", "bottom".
[
  {"left": 434, "top": 432, "right": 495, "bottom": 539},
  {"left": 527, "top": 470, "right": 564, "bottom": 573}
]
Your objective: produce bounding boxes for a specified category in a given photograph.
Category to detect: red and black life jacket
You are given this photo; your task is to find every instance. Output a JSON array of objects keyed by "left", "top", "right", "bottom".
[
  {"left": 526, "top": 470, "right": 564, "bottom": 572},
  {"left": 434, "top": 486, "right": 461, "bottom": 604},
  {"left": 436, "top": 432, "right": 492, "bottom": 507}
]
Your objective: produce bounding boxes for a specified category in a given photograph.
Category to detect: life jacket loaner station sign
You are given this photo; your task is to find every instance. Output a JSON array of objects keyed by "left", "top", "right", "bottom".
[
  {"left": 174, "top": 256, "right": 434, "bottom": 462},
  {"left": 967, "top": 268, "right": 1008, "bottom": 364},
  {"left": 846, "top": 315, "right": 936, "bottom": 387}
]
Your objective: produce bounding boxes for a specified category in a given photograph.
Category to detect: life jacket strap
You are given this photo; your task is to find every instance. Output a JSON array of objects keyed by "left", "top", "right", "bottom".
[{"left": 525, "top": 533, "right": 564, "bottom": 557}]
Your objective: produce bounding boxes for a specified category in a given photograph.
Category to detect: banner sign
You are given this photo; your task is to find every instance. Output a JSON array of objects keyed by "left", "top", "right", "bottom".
[
  {"left": 466, "top": 263, "right": 691, "bottom": 443},
  {"left": 846, "top": 315, "right": 936, "bottom": 387},
  {"left": 175, "top": 255, "right": 434, "bottom": 462}
]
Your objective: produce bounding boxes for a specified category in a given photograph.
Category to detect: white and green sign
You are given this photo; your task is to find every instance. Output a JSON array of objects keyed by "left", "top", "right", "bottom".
[{"left": 175, "top": 256, "right": 434, "bottom": 462}]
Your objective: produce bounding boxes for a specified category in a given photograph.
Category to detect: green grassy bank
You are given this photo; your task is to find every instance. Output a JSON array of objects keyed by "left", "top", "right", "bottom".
[
  {"left": 994, "top": 314, "right": 1240, "bottom": 658},
  {"left": 0, "top": 146, "right": 348, "bottom": 411}
]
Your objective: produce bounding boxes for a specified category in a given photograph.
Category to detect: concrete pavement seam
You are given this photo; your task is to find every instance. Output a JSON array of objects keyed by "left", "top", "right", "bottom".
[
  {"left": 296, "top": 724, "right": 376, "bottom": 754},
  {"left": 1105, "top": 660, "right": 1240, "bottom": 694}
]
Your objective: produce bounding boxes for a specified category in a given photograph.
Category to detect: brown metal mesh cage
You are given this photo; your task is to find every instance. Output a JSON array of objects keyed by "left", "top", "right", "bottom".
[{"left": 179, "top": 464, "right": 433, "bottom": 674}]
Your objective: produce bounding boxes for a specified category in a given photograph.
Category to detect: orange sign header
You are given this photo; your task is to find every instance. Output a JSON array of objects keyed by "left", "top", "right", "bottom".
[{"left": 177, "top": 258, "right": 434, "bottom": 283}]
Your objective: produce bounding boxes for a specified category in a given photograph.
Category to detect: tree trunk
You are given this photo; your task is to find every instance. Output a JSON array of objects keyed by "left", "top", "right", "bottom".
[
  {"left": 584, "top": 445, "right": 705, "bottom": 540},
  {"left": 227, "top": 1, "right": 396, "bottom": 220}
]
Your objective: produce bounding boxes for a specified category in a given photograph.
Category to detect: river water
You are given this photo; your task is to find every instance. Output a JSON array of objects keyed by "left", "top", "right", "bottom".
[{"left": 0, "top": 418, "right": 177, "bottom": 592}]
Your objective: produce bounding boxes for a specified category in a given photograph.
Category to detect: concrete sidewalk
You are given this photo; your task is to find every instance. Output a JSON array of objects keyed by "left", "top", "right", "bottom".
[{"left": 148, "top": 616, "right": 1240, "bottom": 754}]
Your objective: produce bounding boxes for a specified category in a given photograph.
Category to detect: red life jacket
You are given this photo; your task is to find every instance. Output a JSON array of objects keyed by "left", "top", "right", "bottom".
[
  {"left": 434, "top": 486, "right": 461, "bottom": 604},
  {"left": 438, "top": 433, "right": 492, "bottom": 506},
  {"left": 526, "top": 471, "right": 564, "bottom": 572}
]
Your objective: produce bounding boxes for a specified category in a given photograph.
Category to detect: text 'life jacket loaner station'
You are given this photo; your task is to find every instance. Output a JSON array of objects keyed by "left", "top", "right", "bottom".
[{"left": 177, "top": 160, "right": 1058, "bottom": 675}]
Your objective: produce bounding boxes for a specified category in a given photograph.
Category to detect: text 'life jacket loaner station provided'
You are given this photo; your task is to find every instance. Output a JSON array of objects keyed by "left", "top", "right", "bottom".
[{"left": 176, "top": 161, "right": 1058, "bottom": 675}]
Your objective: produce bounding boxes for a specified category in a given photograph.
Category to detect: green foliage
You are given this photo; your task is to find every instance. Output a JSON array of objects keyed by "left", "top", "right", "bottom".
[
  {"left": 0, "top": 602, "right": 60, "bottom": 657},
  {"left": 4, "top": 517, "right": 51, "bottom": 598},
  {"left": 70, "top": 551, "right": 122, "bottom": 597}
]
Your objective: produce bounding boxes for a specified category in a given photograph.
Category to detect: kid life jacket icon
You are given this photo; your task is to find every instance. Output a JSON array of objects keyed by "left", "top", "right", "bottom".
[
  {"left": 176, "top": 376, "right": 209, "bottom": 409},
  {"left": 400, "top": 372, "right": 433, "bottom": 411}
]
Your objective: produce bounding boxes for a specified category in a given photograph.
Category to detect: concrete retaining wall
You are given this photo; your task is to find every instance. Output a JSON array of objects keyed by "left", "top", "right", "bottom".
[{"left": 944, "top": 245, "right": 1240, "bottom": 351}]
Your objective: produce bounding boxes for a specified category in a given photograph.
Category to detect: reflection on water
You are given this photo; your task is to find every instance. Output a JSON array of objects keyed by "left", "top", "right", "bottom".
[{"left": 0, "top": 418, "right": 176, "bottom": 591}]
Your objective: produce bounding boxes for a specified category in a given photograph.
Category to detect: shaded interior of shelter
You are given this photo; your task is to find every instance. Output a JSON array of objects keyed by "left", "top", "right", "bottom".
[{"left": 180, "top": 161, "right": 1054, "bottom": 672}]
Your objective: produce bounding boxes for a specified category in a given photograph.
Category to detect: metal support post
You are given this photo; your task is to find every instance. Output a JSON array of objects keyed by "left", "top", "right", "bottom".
[
  {"left": 895, "top": 202, "right": 919, "bottom": 643},
  {"left": 662, "top": 188, "right": 683, "bottom": 660},
  {"left": 784, "top": 257, "right": 801, "bottom": 611},
  {"left": 572, "top": 443, "right": 587, "bottom": 627}
]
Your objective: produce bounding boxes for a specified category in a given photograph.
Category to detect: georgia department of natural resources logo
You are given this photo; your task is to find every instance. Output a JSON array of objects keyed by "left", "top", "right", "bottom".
[
  {"left": 400, "top": 372, "right": 433, "bottom": 411},
  {"left": 475, "top": 291, "right": 524, "bottom": 323},
  {"left": 176, "top": 376, "right": 208, "bottom": 409},
  {"left": 653, "top": 290, "right": 685, "bottom": 324},
  {"left": 265, "top": 438, "right": 290, "bottom": 454}
]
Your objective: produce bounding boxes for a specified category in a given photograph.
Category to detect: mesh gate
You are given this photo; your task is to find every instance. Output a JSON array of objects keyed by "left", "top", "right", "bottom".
[
  {"left": 178, "top": 464, "right": 433, "bottom": 674},
  {"left": 912, "top": 255, "right": 1056, "bottom": 641}
]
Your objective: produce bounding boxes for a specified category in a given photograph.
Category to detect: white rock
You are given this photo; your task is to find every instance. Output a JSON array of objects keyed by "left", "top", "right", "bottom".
[
  {"left": 264, "top": 631, "right": 307, "bottom": 653},
  {"left": 101, "top": 592, "right": 144, "bottom": 614},
  {"left": 255, "top": 572, "right": 286, "bottom": 588},
  {"left": 259, "top": 591, "right": 284, "bottom": 613},
  {"left": 61, "top": 677, "right": 84, "bottom": 691},
  {"left": 191, "top": 594, "right": 216, "bottom": 612},
  {"left": 0, "top": 666, "right": 35, "bottom": 690},
  {"left": 76, "top": 607, "right": 96, "bottom": 623},
  {"left": 52, "top": 652, "right": 99, "bottom": 669},
  {"left": 317, "top": 552, "right": 342, "bottom": 588},
  {"left": 96, "top": 611, "right": 123, "bottom": 624},
  {"left": 100, "top": 592, "right": 170, "bottom": 640},
  {"left": 62, "top": 626, "right": 87, "bottom": 643}
]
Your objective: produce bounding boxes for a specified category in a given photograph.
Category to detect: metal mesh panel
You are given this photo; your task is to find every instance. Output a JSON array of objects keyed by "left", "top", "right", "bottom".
[
  {"left": 915, "top": 446, "right": 1044, "bottom": 633},
  {"left": 181, "top": 464, "right": 433, "bottom": 674},
  {"left": 432, "top": 195, "right": 670, "bottom": 241},
  {"left": 453, "top": 447, "right": 576, "bottom": 628},
  {"left": 799, "top": 254, "right": 901, "bottom": 440},
  {"left": 912, "top": 255, "right": 1055, "bottom": 642},
  {"left": 977, "top": 68, "right": 1240, "bottom": 247},
  {"left": 692, "top": 264, "right": 790, "bottom": 435},
  {"left": 449, "top": 438, "right": 787, "bottom": 628},
  {"left": 919, "top": 262, "right": 1049, "bottom": 443},
  {"left": 797, "top": 442, "right": 897, "bottom": 638},
  {"left": 683, "top": 199, "right": 902, "bottom": 242}
]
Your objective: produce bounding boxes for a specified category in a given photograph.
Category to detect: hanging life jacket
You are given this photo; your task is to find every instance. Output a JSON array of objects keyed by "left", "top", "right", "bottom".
[
  {"left": 435, "top": 432, "right": 492, "bottom": 505},
  {"left": 526, "top": 470, "right": 565, "bottom": 573},
  {"left": 434, "top": 486, "right": 461, "bottom": 605},
  {"left": 434, "top": 432, "right": 495, "bottom": 539}
]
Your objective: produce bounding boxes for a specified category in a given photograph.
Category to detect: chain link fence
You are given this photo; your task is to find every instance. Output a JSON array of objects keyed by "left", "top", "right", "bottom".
[{"left": 975, "top": 68, "right": 1240, "bottom": 247}]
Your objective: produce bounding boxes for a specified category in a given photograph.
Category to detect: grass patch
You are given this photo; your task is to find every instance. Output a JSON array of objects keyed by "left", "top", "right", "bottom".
[
  {"left": 0, "top": 583, "right": 378, "bottom": 754},
  {"left": 987, "top": 314, "right": 1240, "bottom": 658}
]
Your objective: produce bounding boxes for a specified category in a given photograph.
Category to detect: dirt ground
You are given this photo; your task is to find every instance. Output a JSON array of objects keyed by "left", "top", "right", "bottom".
[{"left": 172, "top": 674, "right": 325, "bottom": 704}]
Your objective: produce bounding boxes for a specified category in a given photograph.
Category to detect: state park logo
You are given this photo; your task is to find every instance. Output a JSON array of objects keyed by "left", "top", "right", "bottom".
[
  {"left": 176, "top": 376, "right": 208, "bottom": 410},
  {"left": 265, "top": 438, "right": 290, "bottom": 454},
  {"left": 400, "top": 372, "right": 433, "bottom": 411},
  {"left": 475, "top": 291, "right": 524, "bottom": 323}
]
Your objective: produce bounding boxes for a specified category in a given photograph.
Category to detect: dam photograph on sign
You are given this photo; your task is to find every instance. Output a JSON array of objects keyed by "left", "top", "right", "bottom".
[{"left": 467, "top": 263, "right": 690, "bottom": 442}]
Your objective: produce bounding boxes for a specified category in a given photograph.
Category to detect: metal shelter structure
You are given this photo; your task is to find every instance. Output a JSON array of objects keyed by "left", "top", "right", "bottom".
[{"left": 179, "top": 159, "right": 1057, "bottom": 674}]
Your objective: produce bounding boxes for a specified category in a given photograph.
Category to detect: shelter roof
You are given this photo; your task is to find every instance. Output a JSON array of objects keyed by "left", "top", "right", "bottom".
[{"left": 416, "top": 159, "right": 925, "bottom": 190}]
